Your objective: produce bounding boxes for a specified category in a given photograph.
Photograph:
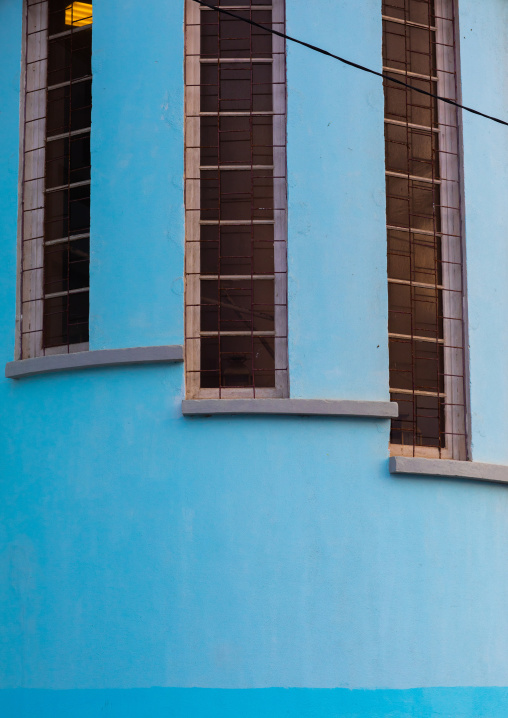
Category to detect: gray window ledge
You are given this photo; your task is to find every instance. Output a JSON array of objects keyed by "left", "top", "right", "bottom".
[
  {"left": 182, "top": 398, "right": 398, "bottom": 418},
  {"left": 390, "top": 456, "right": 508, "bottom": 485},
  {"left": 5, "top": 345, "right": 184, "bottom": 379}
]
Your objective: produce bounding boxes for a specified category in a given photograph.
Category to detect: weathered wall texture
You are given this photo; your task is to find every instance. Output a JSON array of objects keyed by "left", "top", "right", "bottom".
[{"left": 2, "top": 1, "right": 508, "bottom": 715}]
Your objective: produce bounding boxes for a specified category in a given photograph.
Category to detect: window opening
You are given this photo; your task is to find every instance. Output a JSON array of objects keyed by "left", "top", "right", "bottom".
[
  {"left": 184, "top": 0, "right": 288, "bottom": 398},
  {"left": 383, "top": 0, "right": 467, "bottom": 458},
  {"left": 20, "top": 0, "right": 92, "bottom": 358}
]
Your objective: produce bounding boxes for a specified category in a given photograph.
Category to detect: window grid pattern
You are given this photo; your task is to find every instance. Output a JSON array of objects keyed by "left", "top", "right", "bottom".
[
  {"left": 383, "top": 0, "right": 467, "bottom": 458},
  {"left": 184, "top": 0, "right": 288, "bottom": 398},
  {"left": 20, "top": 0, "right": 91, "bottom": 359}
]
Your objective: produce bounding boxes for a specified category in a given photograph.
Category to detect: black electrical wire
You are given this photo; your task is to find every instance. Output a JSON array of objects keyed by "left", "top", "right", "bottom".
[{"left": 192, "top": 0, "right": 508, "bottom": 128}]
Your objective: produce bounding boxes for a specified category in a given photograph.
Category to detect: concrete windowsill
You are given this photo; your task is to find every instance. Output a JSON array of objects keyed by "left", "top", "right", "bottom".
[
  {"left": 390, "top": 456, "right": 508, "bottom": 485},
  {"left": 182, "top": 398, "right": 398, "bottom": 418},
  {"left": 5, "top": 345, "right": 184, "bottom": 379}
]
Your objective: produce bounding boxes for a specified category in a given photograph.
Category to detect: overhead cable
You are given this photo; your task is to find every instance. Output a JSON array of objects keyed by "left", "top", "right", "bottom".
[{"left": 192, "top": 0, "right": 508, "bottom": 128}]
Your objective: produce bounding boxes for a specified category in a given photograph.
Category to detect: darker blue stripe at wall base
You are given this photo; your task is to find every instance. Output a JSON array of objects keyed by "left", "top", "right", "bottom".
[{"left": 3, "top": 687, "right": 508, "bottom": 718}]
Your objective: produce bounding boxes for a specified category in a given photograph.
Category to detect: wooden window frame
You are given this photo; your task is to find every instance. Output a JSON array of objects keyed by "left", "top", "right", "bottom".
[
  {"left": 385, "top": 0, "right": 469, "bottom": 460},
  {"left": 184, "top": 0, "right": 288, "bottom": 399},
  {"left": 17, "top": 0, "right": 91, "bottom": 360}
]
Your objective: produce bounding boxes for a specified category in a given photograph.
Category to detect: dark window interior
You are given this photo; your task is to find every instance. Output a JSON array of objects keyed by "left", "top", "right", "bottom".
[
  {"left": 195, "top": 0, "right": 280, "bottom": 390},
  {"left": 43, "top": 0, "right": 92, "bottom": 348},
  {"left": 383, "top": 0, "right": 453, "bottom": 451}
]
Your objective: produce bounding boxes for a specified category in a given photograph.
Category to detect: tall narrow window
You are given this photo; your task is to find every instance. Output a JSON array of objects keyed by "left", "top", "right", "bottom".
[
  {"left": 20, "top": 0, "right": 92, "bottom": 358},
  {"left": 383, "top": 0, "right": 467, "bottom": 458},
  {"left": 184, "top": 0, "right": 288, "bottom": 399}
]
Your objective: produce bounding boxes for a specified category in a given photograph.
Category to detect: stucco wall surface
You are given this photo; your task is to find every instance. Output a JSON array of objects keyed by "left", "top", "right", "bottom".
[
  {"left": 2, "top": 1, "right": 508, "bottom": 717},
  {"left": 286, "top": 0, "right": 389, "bottom": 400},
  {"left": 459, "top": 0, "right": 508, "bottom": 464},
  {"left": 89, "top": 0, "right": 185, "bottom": 350}
]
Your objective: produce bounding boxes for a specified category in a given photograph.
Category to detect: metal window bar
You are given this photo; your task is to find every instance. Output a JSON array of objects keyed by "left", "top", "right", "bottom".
[
  {"left": 185, "top": 0, "right": 288, "bottom": 398},
  {"left": 19, "top": 0, "right": 92, "bottom": 359},
  {"left": 383, "top": 0, "right": 467, "bottom": 458}
]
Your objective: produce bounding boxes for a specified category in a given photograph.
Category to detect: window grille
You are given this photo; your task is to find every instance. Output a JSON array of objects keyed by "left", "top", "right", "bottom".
[
  {"left": 19, "top": 0, "right": 92, "bottom": 358},
  {"left": 383, "top": 0, "right": 467, "bottom": 458},
  {"left": 184, "top": 0, "right": 288, "bottom": 398}
]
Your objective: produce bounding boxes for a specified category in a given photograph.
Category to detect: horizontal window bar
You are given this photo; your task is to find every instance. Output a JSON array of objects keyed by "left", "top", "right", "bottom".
[
  {"left": 47, "top": 128, "right": 91, "bottom": 142},
  {"left": 200, "top": 331, "right": 276, "bottom": 337},
  {"left": 48, "top": 25, "right": 91, "bottom": 41},
  {"left": 383, "top": 66, "right": 438, "bottom": 82},
  {"left": 199, "top": 165, "right": 274, "bottom": 171},
  {"left": 384, "top": 118, "right": 439, "bottom": 133},
  {"left": 45, "top": 179, "right": 91, "bottom": 194},
  {"left": 388, "top": 278, "right": 444, "bottom": 290},
  {"left": 47, "top": 75, "right": 92, "bottom": 92},
  {"left": 389, "top": 332, "right": 444, "bottom": 344},
  {"left": 199, "top": 5, "right": 273, "bottom": 11},
  {"left": 198, "top": 274, "right": 275, "bottom": 280},
  {"left": 391, "top": 388, "right": 446, "bottom": 398},
  {"left": 45, "top": 233, "right": 90, "bottom": 247},
  {"left": 386, "top": 224, "right": 445, "bottom": 237},
  {"left": 198, "top": 111, "right": 278, "bottom": 117},
  {"left": 44, "top": 287, "right": 89, "bottom": 300},
  {"left": 200, "top": 58, "right": 273, "bottom": 64},
  {"left": 382, "top": 14, "right": 436, "bottom": 31},
  {"left": 386, "top": 170, "right": 441, "bottom": 184},
  {"left": 199, "top": 219, "right": 275, "bottom": 225}
]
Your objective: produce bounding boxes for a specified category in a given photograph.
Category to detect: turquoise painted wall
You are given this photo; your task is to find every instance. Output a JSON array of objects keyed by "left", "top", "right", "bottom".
[
  {"left": 89, "top": 0, "right": 185, "bottom": 350},
  {"left": 460, "top": 0, "right": 508, "bottom": 465},
  {"left": 287, "top": 0, "right": 388, "bottom": 400},
  {"left": 2, "top": 1, "right": 508, "bottom": 716}
]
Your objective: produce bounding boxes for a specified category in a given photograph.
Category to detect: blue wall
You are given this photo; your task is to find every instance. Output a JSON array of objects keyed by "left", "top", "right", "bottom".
[
  {"left": 3, "top": 687, "right": 508, "bottom": 717},
  {"left": 2, "top": 1, "right": 508, "bottom": 716},
  {"left": 89, "top": 0, "right": 185, "bottom": 349},
  {"left": 287, "top": 0, "right": 388, "bottom": 400},
  {"left": 460, "top": 0, "right": 508, "bottom": 464}
]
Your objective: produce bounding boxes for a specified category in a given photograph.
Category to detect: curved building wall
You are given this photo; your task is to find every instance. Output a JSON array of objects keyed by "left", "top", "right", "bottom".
[{"left": 2, "top": 1, "right": 508, "bottom": 716}]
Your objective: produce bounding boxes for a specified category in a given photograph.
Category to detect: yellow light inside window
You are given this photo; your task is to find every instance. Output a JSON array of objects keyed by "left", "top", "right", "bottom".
[{"left": 65, "top": 2, "right": 93, "bottom": 27}]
